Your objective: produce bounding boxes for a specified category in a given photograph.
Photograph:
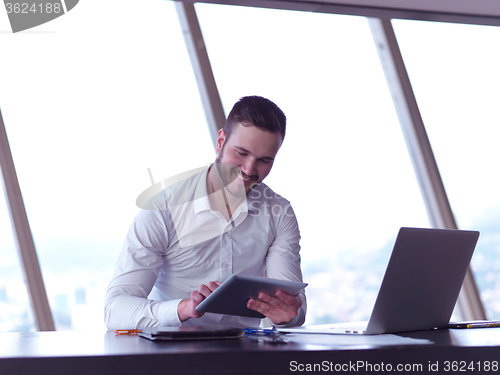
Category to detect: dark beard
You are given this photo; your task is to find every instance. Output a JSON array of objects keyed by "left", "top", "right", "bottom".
[{"left": 214, "top": 143, "right": 259, "bottom": 195}]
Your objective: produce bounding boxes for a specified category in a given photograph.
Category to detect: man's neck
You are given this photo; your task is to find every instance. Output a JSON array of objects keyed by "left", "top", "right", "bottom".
[{"left": 207, "top": 165, "right": 245, "bottom": 222}]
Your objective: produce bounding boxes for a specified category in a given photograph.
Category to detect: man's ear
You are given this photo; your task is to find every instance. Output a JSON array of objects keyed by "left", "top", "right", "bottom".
[{"left": 216, "top": 129, "right": 226, "bottom": 155}]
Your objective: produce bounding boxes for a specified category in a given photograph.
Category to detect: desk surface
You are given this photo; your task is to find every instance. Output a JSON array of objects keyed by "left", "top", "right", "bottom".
[{"left": 1, "top": 328, "right": 500, "bottom": 374}]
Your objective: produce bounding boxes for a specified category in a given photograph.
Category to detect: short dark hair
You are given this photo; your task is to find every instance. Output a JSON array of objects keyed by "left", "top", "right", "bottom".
[{"left": 224, "top": 96, "right": 286, "bottom": 141}]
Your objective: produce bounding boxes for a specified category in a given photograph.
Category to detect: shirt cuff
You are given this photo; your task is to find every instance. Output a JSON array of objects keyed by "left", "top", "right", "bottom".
[{"left": 157, "top": 299, "right": 183, "bottom": 327}]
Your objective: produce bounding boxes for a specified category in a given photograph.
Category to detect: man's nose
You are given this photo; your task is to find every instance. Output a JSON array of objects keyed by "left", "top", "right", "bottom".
[{"left": 241, "top": 159, "right": 256, "bottom": 176}]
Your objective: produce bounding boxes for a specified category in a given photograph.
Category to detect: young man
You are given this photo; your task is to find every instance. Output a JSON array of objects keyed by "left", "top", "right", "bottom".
[{"left": 104, "top": 96, "right": 306, "bottom": 329}]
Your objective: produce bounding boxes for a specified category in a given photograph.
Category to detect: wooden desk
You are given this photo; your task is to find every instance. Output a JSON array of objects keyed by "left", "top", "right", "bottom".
[{"left": 1, "top": 328, "right": 500, "bottom": 374}]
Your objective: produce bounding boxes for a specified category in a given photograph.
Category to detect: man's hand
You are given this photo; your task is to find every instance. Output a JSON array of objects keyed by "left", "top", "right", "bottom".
[
  {"left": 177, "top": 281, "right": 221, "bottom": 322},
  {"left": 247, "top": 290, "right": 302, "bottom": 325}
]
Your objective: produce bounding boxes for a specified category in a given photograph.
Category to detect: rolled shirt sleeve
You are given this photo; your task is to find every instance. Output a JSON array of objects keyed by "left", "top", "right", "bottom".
[{"left": 104, "top": 206, "right": 182, "bottom": 330}]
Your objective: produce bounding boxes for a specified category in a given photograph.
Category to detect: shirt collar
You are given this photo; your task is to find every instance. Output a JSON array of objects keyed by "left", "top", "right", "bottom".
[
  {"left": 193, "top": 167, "right": 212, "bottom": 214},
  {"left": 193, "top": 165, "right": 260, "bottom": 216}
]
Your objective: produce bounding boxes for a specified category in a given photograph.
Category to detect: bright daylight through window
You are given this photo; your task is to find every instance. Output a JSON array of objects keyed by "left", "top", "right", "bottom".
[
  {"left": 0, "top": 0, "right": 497, "bottom": 330},
  {"left": 393, "top": 19, "right": 500, "bottom": 320},
  {"left": 0, "top": 0, "right": 214, "bottom": 330}
]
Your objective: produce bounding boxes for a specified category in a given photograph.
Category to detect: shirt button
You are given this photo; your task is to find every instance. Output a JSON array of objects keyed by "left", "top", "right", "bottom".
[{"left": 224, "top": 263, "right": 229, "bottom": 268}]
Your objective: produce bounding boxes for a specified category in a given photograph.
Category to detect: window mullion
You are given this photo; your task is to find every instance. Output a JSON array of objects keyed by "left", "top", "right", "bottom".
[
  {"left": 175, "top": 1, "right": 225, "bottom": 146},
  {"left": 0, "top": 108, "right": 55, "bottom": 331}
]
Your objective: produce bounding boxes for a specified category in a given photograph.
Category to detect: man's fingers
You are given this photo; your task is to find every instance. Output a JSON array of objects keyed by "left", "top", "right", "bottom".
[
  {"left": 257, "top": 293, "right": 285, "bottom": 310},
  {"left": 182, "top": 281, "right": 222, "bottom": 322},
  {"left": 259, "top": 291, "right": 301, "bottom": 310},
  {"left": 196, "top": 284, "right": 210, "bottom": 298},
  {"left": 247, "top": 291, "right": 301, "bottom": 325},
  {"left": 247, "top": 299, "right": 272, "bottom": 314},
  {"left": 198, "top": 281, "right": 221, "bottom": 295},
  {"left": 275, "top": 290, "right": 301, "bottom": 307},
  {"left": 198, "top": 280, "right": 220, "bottom": 298},
  {"left": 191, "top": 290, "right": 203, "bottom": 303},
  {"left": 206, "top": 281, "right": 221, "bottom": 291}
]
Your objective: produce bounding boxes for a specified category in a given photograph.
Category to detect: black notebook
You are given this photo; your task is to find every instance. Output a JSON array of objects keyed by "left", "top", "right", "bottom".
[{"left": 137, "top": 325, "right": 245, "bottom": 341}]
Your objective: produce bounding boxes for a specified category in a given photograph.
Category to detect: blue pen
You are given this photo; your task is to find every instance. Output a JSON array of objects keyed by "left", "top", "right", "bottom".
[
  {"left": 243, "top": 328, "right": 276, "bottom": 335},
  {"left": 244, "top": 328, "right": 289, "bottom": 344}
]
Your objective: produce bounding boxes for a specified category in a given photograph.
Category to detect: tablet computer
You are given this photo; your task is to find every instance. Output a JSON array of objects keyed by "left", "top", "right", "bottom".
[
  {"left": 195, "top": 274, "right": 308, "bottom": 318},
  {"left": 137, "top": 326, "right": 245, "bottom": 341}
]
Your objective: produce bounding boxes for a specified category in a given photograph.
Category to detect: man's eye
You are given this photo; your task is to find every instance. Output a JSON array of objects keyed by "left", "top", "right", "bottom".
[{"left": 237, "top": 151, "right": 247, "bottom": 156}]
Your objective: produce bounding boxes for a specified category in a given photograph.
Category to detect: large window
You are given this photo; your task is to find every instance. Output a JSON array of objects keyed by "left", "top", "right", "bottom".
[
  {"left": 196, "top": 4, "right": 430, "bottom": 324},
  {"left": 0, "top": 0, "right": 214, "bottom": 330},
  {"left": 2, "top": 0, "right": 496, "bottom": 330},
  {"left": 393, "top": 19, "right": 500, "bottom": 319}
]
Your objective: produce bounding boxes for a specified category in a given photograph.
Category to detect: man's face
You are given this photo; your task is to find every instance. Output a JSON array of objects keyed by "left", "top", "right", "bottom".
[{"left": 215, "top": 123, "right": 283, "bottom": 194}]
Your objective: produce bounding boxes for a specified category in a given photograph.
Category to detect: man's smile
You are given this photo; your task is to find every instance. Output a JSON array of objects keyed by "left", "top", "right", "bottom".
[{"left": 237, "top": 170, "right": 257, "bottom": 184}]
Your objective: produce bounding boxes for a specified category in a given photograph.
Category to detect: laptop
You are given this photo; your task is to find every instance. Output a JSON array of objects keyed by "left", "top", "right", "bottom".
[{"left": 280, "top": 227, "right": 479, "bottom": 335}]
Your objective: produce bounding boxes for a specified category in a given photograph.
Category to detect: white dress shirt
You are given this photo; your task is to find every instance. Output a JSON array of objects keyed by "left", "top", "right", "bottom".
[{"left": 104, "top": 166, "right": 306, "bottom": 330}]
